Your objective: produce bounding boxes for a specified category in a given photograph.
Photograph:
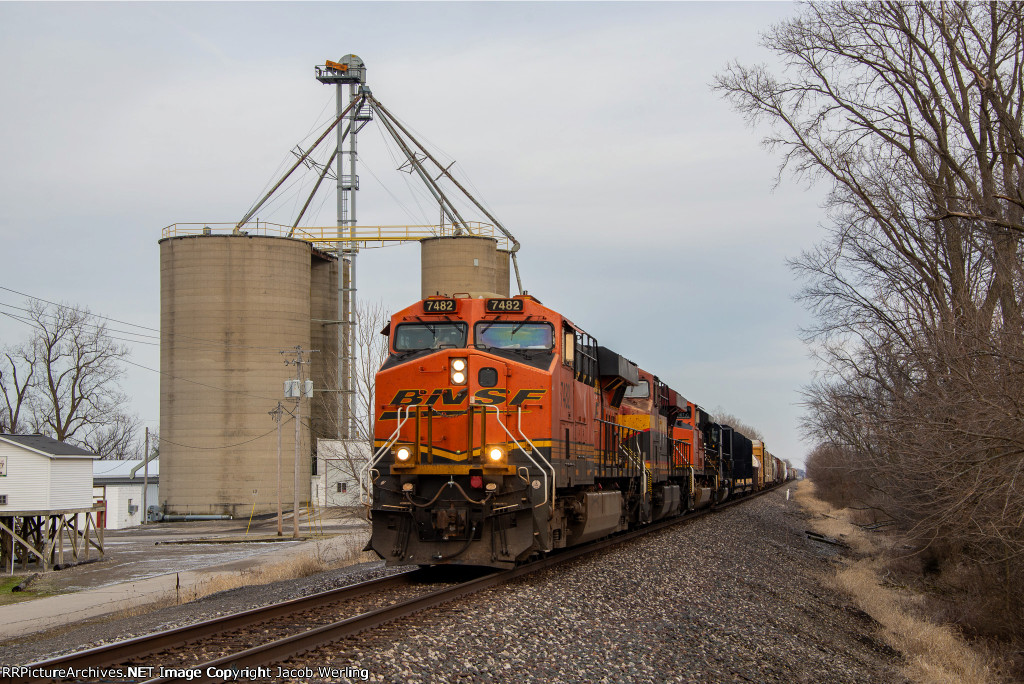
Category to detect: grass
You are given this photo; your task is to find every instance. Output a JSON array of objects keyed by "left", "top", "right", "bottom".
[
  {"left": 0, "top": 576, "right": 22, "bottom": 592},
  {"left": 0, "top": 574, "right": 53, "bottom": 606},
  {"left": 796, "top": 479, "right": 1001, "bottom": 684}
]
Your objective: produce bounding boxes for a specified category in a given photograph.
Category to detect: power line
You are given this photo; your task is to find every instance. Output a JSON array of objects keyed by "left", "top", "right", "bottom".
[
  {"left": 159, "top": 422, "right": 288, "bottom": 451},
  {"left": 1, "top": 310, "right": 160, "bottom": 348},
  {"left": 0, "top": 287, "right": 299, "bottom": 353},
  {"left": 2, "top": 310, "right": 285, "bottom": 403},
  {"left": 121, "top": 358, "right": 280, "bottom": 402}
]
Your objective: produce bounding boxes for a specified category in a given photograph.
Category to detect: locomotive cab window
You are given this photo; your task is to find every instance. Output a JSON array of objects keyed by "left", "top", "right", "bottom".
[
  {"left": 474, "top": 322, "right": 554, "bottom": 350},
  {"left": 394, "top": 322, "right": 468, "bottom": 351},
  {"left": 562, "top": 327, "right": 575, "bottom": 366},
  {"left": 624, "top": 379, "right": 650, "bottom": 398}
]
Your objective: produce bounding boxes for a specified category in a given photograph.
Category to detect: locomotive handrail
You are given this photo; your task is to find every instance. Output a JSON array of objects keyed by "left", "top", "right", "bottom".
[
  {"left": 486, "top": 405, "right": 555, "bottom": 515},
  {"left": 516, "top": 406, "right": 556, "bottom": 510},
  {"left": 361, "top": 406, "right": 411, "bottom": 506}
]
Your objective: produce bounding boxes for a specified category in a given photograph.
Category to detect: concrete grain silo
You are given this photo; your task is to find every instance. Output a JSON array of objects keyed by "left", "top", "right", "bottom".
[
  {"left": 421, "top": 235, "right": 510, "bottom": 299},
  {"left": 495, "top": 248, "right": 511, "bottom": 296},
  {"left": 159, "top": 234, "right": 337, "bottom": 516}
]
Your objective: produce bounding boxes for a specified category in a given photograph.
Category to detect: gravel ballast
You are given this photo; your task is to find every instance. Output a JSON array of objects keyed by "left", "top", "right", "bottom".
[
  {"left": 0, "top": 488, "right": 906, "bottom": 683},
  {"left": 284, "top": 488, "right": 906, "bottom": 683}
]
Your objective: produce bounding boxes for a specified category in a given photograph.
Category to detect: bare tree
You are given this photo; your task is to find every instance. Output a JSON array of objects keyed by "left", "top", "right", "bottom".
[
  {"left": 716, "top": 1, "right": 1024, "bottom": 635},
  {"left": 353, "top": 299, "right": 391, "bottom": 444},
  {"left": 716, "top": 1, "right": 1023, "bottom": 339},
  {"left": 711, "top": 408, "right": 764, "bottom": 440},
  {"left": 313, "top": 299, "right": 391, "bottom": 488},
  {"left": 80, "top": 412, "right": 143, "bottom": 460},
  {"left": 4, "top": 300, "right": 142, "bottom": 456},
  {"left": 0, "top": 343, "right": 36, "bottom": 434}
]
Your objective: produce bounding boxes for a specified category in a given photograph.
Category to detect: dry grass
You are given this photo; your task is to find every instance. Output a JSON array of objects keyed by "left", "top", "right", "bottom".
[
  {"left": 793, "top": 480, "right": 875, "bottom": 555},
  {"left": 178, "top": 535, "right": 376, "bottom": 603},
  {"left": 833, "top": 559, "right": 995, "bottom": 683},
  {"left": 797, "top": 479, "right": 1001, "bottom": 684}
]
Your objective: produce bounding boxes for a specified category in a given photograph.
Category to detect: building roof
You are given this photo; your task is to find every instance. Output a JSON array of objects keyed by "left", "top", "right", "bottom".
[
  {"left": 93, "top": 458, "right": 159, "bottom": 483},
  {"left": 0, "top": 434, "right": 99, "bottom": 459}
]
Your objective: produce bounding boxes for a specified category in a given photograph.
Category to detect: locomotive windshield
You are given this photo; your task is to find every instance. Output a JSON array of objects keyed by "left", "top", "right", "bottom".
[
  {"left": 474, "top": 322, "right": 554, "bottom": 350},
  {"left": 394, "top": 322, "right": 468, "bottom": 351}
]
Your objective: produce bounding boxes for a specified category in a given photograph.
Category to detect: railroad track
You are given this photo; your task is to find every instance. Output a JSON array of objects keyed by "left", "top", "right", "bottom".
[
  {"left": 11, "top": 570, "right": 437, "bottom": 684},
  {"left": 19, "top": 485, "right": 783, "bottom": 684}
]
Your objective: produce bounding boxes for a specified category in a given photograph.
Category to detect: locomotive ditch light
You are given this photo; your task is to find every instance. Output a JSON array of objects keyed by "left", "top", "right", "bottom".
[
  {"left": 485, "top": 445, "right": 506, "bottom": 464},
  {"left": 450, "top": 358, "right": 468, "bottom": 385},
  {"left": 393, "top": 444, "right": 417, "bottom": 467}
]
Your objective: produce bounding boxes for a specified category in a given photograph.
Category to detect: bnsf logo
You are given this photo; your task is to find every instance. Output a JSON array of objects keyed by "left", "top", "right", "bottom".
[{"left": 387, "top": 388, "right": 546, "bottom": 407}]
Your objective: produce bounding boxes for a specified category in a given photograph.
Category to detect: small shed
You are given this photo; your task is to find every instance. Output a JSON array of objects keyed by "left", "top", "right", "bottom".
[
  {"left": 0, "top": 434, "right": 104, "bottom": 570},
  {"left": 0, "top": 434, "right": 97, "bottom": 510},
  {"left": 315, "top": 439, "right": 366, "bottom": 508},
  {"left": 93, "top": 459, "right": 159, "bottom": 529}
]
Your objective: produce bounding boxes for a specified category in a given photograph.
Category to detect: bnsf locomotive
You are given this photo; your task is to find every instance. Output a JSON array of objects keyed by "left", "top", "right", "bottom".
[{"left": 364, "top": 294, "right": 785, "bottom": 568}]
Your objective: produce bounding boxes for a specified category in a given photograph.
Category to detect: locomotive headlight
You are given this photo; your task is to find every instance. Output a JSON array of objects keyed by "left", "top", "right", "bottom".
[
  {"left": 486, "top": 445, "right": 506, "bottom": 464},
  {"left": 450, "top": 358, "right": 468, "bottom": 385},
  {"left": 395, "top": 446, "right": 413, "bottom": 462}
]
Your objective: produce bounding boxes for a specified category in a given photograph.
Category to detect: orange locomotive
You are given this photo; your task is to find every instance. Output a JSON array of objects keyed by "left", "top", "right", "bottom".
[{"left": 365, "top": 294, "right": 757, "bottom": 568}]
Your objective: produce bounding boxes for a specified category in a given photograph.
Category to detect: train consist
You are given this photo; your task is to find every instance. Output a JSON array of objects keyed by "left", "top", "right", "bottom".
[{"left": 364, "top": 294, "right": 787, "bottom": 568}]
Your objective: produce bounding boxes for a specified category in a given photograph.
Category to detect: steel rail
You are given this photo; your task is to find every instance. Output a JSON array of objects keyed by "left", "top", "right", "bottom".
[
  {"left": 142, "top": 484, "right": 785, "bottom": 684},
  {"left": 21, "top": 484, "right": 785, "bottom": 684},
  {"left": 17, "top": 570, "right": 421, "bottom": 681}
]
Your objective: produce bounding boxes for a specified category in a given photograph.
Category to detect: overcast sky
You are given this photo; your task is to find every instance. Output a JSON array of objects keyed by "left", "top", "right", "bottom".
[{"left": 0, "top": 1, "right": 825, "bottom": 467}]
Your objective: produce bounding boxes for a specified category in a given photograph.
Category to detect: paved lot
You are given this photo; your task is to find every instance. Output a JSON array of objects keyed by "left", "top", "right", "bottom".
[
  {"left": 37, "top": 509, "right": 367, "bottom": 592},
  {"left": 0, "top": 509, "right": 372, "bottom": 640}
]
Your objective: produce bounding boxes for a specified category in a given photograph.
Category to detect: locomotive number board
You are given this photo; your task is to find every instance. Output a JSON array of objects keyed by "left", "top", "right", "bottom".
[
  {"left": 485, "top": 298, "right": 524, "bottom": 313},
  {"left": 423, "top": 299, "right": 457, "bottom": 313}
]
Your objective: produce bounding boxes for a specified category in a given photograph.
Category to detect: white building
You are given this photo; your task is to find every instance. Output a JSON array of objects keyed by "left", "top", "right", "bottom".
[
  {"left": 315, "top": 439, "right": 367, "bottom": 508},
  {"left": 93, "top": 459, "right": 159, "bottom": 529},
  {"left": 0, "top": 434, "right": 103, "bottom": 570},
  {"left": 0, "top": 434, "right": 97, "bottom": 511}
]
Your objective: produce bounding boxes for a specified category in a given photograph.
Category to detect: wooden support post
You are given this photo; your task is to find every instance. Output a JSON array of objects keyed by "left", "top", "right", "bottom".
[
  {"left": 0, "top": 518, "right": 47, "bottom": 567},
  {"left": 83, "top": 513, "right": 101, "bottom": 557},
  {"left": 96, "top": 511, "right": 104, "bottom": 557},
  {"left": 82, "top": 514, "right": 90, "bottom": 562},
  {"left": 0, "top": 517, "right": 10, "bottom": 572},
  {"left": 0, "top": 509, "right": 104, "bottom": 571},
  {"left": 70, "top": 514, "right": 79, "bottom": 557},
  {"left": 43, "top": 515, "right": 54, "bottom": 570}
]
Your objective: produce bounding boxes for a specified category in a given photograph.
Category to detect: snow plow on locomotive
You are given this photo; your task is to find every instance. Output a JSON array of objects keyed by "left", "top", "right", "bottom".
[{"left": 363, "top": 294, "right": 783, "bottom": 568}]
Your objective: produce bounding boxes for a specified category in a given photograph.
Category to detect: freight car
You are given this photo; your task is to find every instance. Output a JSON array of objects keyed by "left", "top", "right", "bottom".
[
  {"left": 363, "top": 294, "right": 775, "bottom": 568},
  {"left": 752, "top": 441, "right": 786, "bottom": 490}
]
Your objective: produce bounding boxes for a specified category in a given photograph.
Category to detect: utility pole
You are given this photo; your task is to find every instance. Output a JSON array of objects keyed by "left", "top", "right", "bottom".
[
  {"left": 293, "top": 379, "right": 301, "bottom": 539},
  {"left": 283, "top": 346, "right": 316, "bottom": 538},
  {"left": 142, "top": 427, "right": 149, "bottom": 525},
  {"left": 269, "top": 402, "right": 284, "bottom": 536}
]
